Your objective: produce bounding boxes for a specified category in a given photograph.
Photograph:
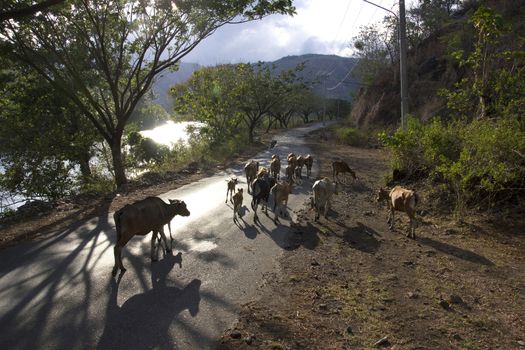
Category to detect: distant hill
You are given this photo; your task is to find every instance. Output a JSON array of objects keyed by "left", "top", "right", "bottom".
[
  {"left": 268, "top": 54, "right": 359, "bottom": 101},
  {"left": 151, "top": 54, "right": 359, "bottom": 111}
]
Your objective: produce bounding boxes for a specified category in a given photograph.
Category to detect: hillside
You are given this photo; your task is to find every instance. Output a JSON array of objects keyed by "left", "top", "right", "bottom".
[
  {"left": 269, "top": 54, "right": 359, "bottom": 101},
  {"left": 350, "top": 0, "right": 525, "bottom": 128},
  {"left": 151, "top": 54, "right": 359, "bottom": 112}
]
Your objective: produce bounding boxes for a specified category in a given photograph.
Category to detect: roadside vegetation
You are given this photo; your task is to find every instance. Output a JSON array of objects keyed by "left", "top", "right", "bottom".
[
  {"left": 0, "top": 1, "right": 352, "bottom": 218},
  {"left": 0, "top": 0, "right": 298, "bottom": 216},
  {"left": 351, "top": 0, "right": 525, "bottom": 219}
]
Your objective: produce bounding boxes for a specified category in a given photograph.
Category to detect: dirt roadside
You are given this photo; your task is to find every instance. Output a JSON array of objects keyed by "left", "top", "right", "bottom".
[{"left": 217, "top": 128, "right": 525, "bottom": 350}]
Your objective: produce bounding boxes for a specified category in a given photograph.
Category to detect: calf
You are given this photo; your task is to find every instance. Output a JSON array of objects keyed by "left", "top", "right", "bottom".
[
  {"left": 311, "top": 177, "right": 340, "bottom": 221},
  {"left": 225, "top": 177, "right": 238, "bottom": 203},
  {"left": 332, "top": 160, "right": 356, "bottom": 183},
  {"left": 244, "top": 160, "right": 259, "bottom": 193},
  {"left": 113, "top": 197, "right": 190, "bottom": 276},
  {"left": 232, "top": 188, "right": 244, "bottom": 222},
  {"left": 377, "top": 186, "right": 418, "bottom": 239}
]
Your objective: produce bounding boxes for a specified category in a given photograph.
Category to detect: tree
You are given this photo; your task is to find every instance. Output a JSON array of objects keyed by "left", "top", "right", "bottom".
[
  {"left": 407, "top": 0, "right": 461, "bottom": 45},
  {"left": 0, "top": 0, "right": 64, "bottom": 22},
  {"left": 237, "top": 63, "right": 303, "bottom": 142},
  {"left": 0, "top": 65, "right": 99, "bottom": 200},
  {"left": 296, "top": 90, "right": 323, "bottom": 123},
  {"left": 1, "top": 0, "right": 295, "bottom": 187},
  {"left": 171, "top": 64, "right": 244, "bottom": 144},
  {"left": 351, "top": 23, "right": 395, "bottom": 84},
  {"left": 443, "top": 6, "right": 518, "bottom": 119}
]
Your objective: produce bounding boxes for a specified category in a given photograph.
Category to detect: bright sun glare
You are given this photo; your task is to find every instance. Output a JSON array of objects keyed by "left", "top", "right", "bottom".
[{"left": 139, "top": 121, "right": 204, "bottom": 148}]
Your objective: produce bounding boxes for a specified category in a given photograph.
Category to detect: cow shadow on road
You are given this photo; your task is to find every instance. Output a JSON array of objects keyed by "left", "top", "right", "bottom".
[
  {"left": 97, "top": 253, "right": 202, "bottom": 349},
  {"left": 342, "top": 222, "right": 382, "bottom": 254}
]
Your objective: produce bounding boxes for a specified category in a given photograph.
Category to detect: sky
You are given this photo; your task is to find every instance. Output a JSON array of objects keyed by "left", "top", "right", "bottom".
[{"left": 183, "top": 0, "right": 417, "bottom": 66}]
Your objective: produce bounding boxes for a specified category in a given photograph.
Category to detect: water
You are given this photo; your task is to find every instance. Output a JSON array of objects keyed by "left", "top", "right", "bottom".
[
  {"left": 140, "top": 120, "right": 204, "bottom": 148},
  {"left": 0, "top": 121, "right": 204, "bottom": 212}
]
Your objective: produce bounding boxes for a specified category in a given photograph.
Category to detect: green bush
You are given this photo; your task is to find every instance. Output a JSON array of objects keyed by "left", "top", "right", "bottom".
[
  {"left": 379, "top": 116, "right": 525, "bottom": 212},
  {"left": 334, "top": 126, "right": 367, "bottom": 147}
]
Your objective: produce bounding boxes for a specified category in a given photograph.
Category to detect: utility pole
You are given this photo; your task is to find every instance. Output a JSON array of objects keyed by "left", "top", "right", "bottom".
[
  {"left": 362, "top": 0, "right": 408, "bottom": 129},
  {"left": 399, "top": 0, "right": 408, "bottom": 129}
]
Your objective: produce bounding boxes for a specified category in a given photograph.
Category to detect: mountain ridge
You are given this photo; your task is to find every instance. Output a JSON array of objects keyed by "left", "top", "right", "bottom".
[{"left": 152, "top": 54, "right": 359, "bottom": 111}]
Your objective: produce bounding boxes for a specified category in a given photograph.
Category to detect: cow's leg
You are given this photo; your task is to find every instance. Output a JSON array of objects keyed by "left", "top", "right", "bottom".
[
  {"left": 158, "top": 228, "right": 171, "bottom": 253},
  {"left": 387, "top": 204, "right": 394, "bottom": 230},
  {"left": 409, "top": 213, "right": 416, "bottom": 239},
  {"left": 113, "top": 233, "right": 132, "bottom": 276},
  {"left": 151, "top": 232, "right": 158, "bottom": 261},
  {"left": 112, "top": 246, "right": 121, "bottom": 277},
  {"left": 324, "top": 200, "right": 329, "bottom": 219}
]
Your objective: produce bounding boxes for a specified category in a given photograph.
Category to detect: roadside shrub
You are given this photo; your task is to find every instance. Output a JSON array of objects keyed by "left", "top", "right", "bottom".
[
  {"left": 378, "top": 117, "right": 425, "bottom": 178},
  {"left": 380, "top": 116, "right": 525, "bottom": 213},
  {"left": 334, "top": 126, "right": 368, "bottom": 147}
]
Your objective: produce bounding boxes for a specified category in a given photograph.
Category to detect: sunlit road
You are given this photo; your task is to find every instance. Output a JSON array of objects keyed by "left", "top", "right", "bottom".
[{"left": 0, "top": 122, "right": 328, "bottom": 349}]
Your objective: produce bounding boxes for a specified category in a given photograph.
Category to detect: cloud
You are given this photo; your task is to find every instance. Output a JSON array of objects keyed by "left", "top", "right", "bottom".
[{"left": 181, "top": 0, "right": 407, "bottom": 65}]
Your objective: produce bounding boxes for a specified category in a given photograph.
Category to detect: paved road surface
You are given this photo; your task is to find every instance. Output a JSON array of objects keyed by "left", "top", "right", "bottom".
[{"left": 0, "top": 123, "right": 327, "bottom": 349}]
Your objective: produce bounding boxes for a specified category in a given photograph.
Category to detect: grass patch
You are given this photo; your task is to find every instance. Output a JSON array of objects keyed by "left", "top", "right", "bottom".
[
  {"left": 289, "top": 275, "right": 303, "bottom": 283},
  {"left": 267, "top": 341, "right": 286, "bottom": 350}
]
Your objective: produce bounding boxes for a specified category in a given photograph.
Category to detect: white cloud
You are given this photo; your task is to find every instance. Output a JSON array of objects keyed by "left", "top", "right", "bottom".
[{"left": 182, "top": 1, "right": 416, "bottom": 65}]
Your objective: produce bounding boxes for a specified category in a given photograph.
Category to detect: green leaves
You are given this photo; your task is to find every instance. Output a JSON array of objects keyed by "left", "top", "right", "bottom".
[{"left": 381, "top": 116, "right": 525, "bottom": 210}]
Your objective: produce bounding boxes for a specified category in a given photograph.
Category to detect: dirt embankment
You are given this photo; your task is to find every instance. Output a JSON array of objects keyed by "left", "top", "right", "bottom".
[{"left": 218, "top": 128, "right": 525, "bottom": 350}]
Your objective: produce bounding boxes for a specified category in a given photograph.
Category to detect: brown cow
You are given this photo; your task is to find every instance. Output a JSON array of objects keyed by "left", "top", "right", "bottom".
[
  {"left": 377, "top": 186, "right": 418, "bottom": 239},
  {"left": 232, "top": 188, "right": 244, "bottom": 222},
  {"left": 271, "top": 181, "right": 292, "bottom": 222},
  {"left": 225, "top": 177, "right": 238, "bottom": 203},
  {"left": 244, "top": 160, "right": 259, "bottom": 193},
  {"left": 332, "top": 160, "right": 356, "bottom": 183},
  {"left": 112, "top": 197, "right": 190, "bottom": 276}
]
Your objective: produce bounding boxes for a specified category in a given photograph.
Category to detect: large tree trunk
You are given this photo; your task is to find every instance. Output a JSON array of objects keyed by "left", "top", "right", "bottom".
[
  {"left": 78, "top": 151, "right": 92, "bottom": 179},
  {"left": 111, "top": 134, "right": 127, "bottom": 187},
  {"left": 248, "top": 125, "right": 255, "bottom": 143}
]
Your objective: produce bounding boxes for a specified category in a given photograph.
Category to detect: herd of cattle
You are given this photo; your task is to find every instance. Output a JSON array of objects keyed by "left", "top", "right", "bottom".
[{"left": 111, "top": 150, "right": 419, "bottom": 277}]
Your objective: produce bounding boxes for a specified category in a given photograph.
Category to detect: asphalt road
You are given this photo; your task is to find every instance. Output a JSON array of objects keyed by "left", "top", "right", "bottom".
[{"left": 0, "top": 122, "right": 327, "bottom": 350}]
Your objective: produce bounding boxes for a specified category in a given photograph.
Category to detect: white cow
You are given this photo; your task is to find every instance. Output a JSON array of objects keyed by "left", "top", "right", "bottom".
[{"left": 311, "top": 177, "right": 340, "bottom": 221}]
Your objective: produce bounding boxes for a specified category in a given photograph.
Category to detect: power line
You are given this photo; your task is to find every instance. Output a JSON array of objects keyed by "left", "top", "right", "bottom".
[{"left": 326, "top": 0, "right": 389, "bottom": 92}]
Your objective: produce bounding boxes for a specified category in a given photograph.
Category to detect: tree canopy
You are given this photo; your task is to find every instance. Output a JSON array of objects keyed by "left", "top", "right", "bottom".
[{"left": 1, "top": 0, "right": 295, "bottom": 187}]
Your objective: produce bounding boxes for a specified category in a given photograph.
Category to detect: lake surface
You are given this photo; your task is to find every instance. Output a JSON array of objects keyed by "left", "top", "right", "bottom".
[
  {"left": 0, "top": 121, "right": 203, "bottom": 212},
  {"left": 140, "top": 120, "right": 204, "bottom": 148}
]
